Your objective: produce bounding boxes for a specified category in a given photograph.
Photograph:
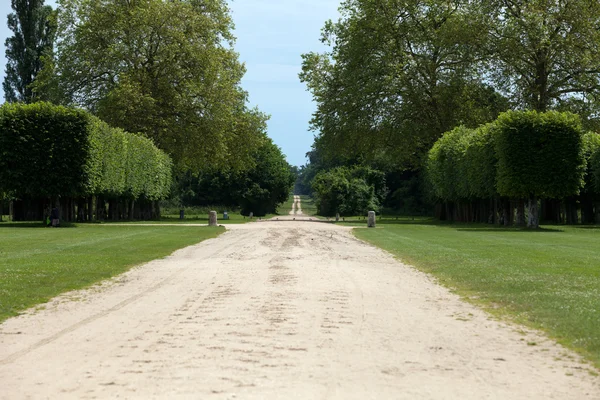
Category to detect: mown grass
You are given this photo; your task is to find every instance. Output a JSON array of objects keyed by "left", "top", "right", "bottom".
[
  {"left": 277, "top": 194, "right": 320, "bottom": 217},
  {"left": 277, "top": 195, "right": 296, "bottom": 215},
  {"left": 298, "top": 195, "right": 319, "bottom": 216},
  {"left": 160, "top": 206, "right": 258, "bottom": 224},
  {"left": 351, "top": 221, "right": 600, "bottom": 368},
  {"left": 0, "top": 224, "right": 223, "bottom": 323}
]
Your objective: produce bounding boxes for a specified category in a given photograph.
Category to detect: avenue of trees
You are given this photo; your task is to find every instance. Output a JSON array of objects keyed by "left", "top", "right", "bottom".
[
  {"left": 426, "top": 111, "right": 600, "bottom": 228},
  {"left": 299, "top": 0, "right": 600, "bottom": 224},
  {"left": 0, "top": 102, "right": 172, "bottom": 221},
  {"left": 2, "top": 0, "right": 294, "bottom": 221}
]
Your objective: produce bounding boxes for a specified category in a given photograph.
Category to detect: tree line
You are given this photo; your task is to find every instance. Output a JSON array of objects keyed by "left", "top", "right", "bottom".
[
  {"left": 0, "top": 102, "right": 172, "bottom": 221},
  {"left": 299, "top": 0, "right": 600, "bottom": 224},
  {"left": 2, "top": 0, "right": 294, "bottom": 221},
  {"left": 426, "top": 111, "right": 600, "bottom": 228}
]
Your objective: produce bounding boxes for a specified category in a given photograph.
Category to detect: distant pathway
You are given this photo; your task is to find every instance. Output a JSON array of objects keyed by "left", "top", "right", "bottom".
[
  {"left": 288, "top": 195, "right": 303, "bottom": 215},
  {"left": 0, "top": 221, "right": 598, "bottom": 399}
]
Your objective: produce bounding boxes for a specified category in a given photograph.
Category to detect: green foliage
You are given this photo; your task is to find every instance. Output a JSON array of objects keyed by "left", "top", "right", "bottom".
[
  {"left": 174, "top": 139, "right": 293, "bottom": 217},
  {"left": 584, "top": 132, "right": 600, "bottom": 194},
  {"left": 426, "top": 126, "right": 473, "bottom": 202},
  {"left": 87, "top": 117, "right": 172, "bottom": 200},
  {"left": 3, "top": 0, "right": 56, "bottom": 103},
  {"left": 237, "top": 140, "right": 295, "bottom": 216},
  {"left": 488, "top": 0, "right": 600, "bottom": 112},
  {"left": 426, "top": 111, "right": 586, "bottom": 204},
  {"left": 300, "top": 0, "right": 508, "bottom": 169},
  {"left": 0, "top": 102, "right": 91, "bottom": 198},
  {"left": 463, "top": 124, "right": 498, "bottom": 200},
  {"left": 42, "top": 0, "right": 264, "bottom": 172},
  {"left": 311, "top": 166, "right": 385, "bottom": 216},
  {"left": 0, "top": 103, "right": 172, "bottom": 202},
  {"left": 494, "top": 111, "right": 585, "bottom": 199}
]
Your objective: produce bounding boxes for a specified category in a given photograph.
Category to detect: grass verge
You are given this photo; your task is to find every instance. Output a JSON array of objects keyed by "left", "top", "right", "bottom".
[
  {"left": 0, "top": 224, "right": 224, "bottom": 323},
  {"left": 352, "top": 222, "right": 600, "bottom": 369}
]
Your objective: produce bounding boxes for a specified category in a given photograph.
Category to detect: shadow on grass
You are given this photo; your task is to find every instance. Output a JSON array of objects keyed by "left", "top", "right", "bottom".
[
  {"left": 0, "top": 222, "right": 77, "bottom": 229},
  {"left": 455, "top": 227, "right": 564, "bottom": 233},
  {"left": 338, "top": 218, "right": 566, "bottom": 232},
  {"left": 572, "top": 225, "right": 600, "bottom": 230}
]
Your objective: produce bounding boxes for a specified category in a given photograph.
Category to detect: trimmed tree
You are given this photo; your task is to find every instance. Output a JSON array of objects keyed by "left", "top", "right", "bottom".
[{"left": 493, "top": 111, "right": 585, "bottom": 228}]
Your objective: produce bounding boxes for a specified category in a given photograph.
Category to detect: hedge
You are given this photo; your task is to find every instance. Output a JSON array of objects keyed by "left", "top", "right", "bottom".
[
  {"left": 0, "top": 102, "right": 91, "bottom": 198},
  {"left": 426, "top": 111, "right": 590, "bottom": 227},
  {"left": 0, "top": 103, "right": 172, "bottom": 221}
]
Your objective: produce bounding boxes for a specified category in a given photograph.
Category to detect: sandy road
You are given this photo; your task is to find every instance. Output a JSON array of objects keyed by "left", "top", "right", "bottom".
[
  {"left": 1, "top": 220, "right": 599, "bottom": 399},
  {"left": 289, "top": 195, "right": 303, "bottom": 215}
]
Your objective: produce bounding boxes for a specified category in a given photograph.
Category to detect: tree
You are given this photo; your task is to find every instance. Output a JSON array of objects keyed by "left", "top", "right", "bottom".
[
  {"left": 311, "top": 166, "right": 386, "bottom": 217},
  {"left": 494, "top": 111, "right": 585, "bottom": 228},
  {"left": 487, "top": 0, "right": 600, "bottom": 112},
  {"left": 39, "top": 0, "right": 264, "bottom": 171},
  {"left": 300, "top": 0, "right": 507, "bottom": 169},
  {"left": 3, "top": 0, "right": 56, "bottom": 103},
  {"left": 174, "top": 138, "right": 294, "bottom": 217}
]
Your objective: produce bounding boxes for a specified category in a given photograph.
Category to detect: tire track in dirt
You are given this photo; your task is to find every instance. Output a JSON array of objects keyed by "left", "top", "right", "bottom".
[{"left": 0, "top": 221, "right": 598, "bottom": 399}]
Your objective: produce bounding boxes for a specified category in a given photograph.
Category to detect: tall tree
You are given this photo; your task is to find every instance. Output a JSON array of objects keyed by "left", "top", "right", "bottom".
[
  {"left": 38, "top": 0, "right": 265, "bottom": 171},
  {"left": 300, "top": 0, "right": 507, "bottom": 169},
  {"left": 3, "top": 0, "right": 56, "bottom": 103},
  {"left": 487, "top": 0, "right": 600, "bottom": 112}
]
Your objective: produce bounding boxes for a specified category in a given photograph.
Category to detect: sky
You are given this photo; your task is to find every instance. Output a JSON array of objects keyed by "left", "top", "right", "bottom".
[{"left": 0, "top": 0, "right": 340, "bottom": 166}]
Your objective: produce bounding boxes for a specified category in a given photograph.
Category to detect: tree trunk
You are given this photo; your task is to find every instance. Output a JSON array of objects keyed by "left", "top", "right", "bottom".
[
  {"left": 565, "top": 197, "right": 578, "bottom": 225},
  {"left": 154, "top": 201, "right": 161, "bottom": 220},
  {"left": 129, "top": 200, "right": 135, "bottom": 221},
  {"left": 516, "top": 199, "right": 526, "bottom": 226},
  {"left": 88, "top": 197, "right": 94, "bottom": 222},
  {"left": 527, "top": 196, "right": 539, "bottom": 229}
]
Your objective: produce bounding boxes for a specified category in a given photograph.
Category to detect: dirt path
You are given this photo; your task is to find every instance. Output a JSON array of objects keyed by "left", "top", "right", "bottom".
[
  {"left": 1, "top": 220, "right": 598, "bottom": 399},
  {"left": 289, "top": 195, "right": 302, "bottom": 216}
]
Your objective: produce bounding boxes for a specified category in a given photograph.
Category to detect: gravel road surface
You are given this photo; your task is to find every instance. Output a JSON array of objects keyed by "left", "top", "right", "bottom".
[{"left": 1, "top": 219, "right": 598, "bottom": 399}]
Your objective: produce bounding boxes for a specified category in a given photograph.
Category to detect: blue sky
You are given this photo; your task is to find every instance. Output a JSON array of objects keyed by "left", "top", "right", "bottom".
[{"left": 0, "top": 0, "right": 340, "bottom": 166}]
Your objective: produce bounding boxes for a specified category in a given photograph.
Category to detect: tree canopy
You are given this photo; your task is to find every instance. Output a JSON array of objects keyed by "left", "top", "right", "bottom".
[
  {"left": 301, "top": 0, "right": 600, "bottom": 170},
  {"left": 3, "top": 0, "right": 56, "bottom": 103},
  {"left": 36, "top": 0, "right": 266, "bottom": 171}
]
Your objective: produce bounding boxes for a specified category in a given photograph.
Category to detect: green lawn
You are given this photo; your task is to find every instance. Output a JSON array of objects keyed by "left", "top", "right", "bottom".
[
  {"left": 352, "top": 222, "right": 600, "bottom": 369},
  {"left": 298, "top": 195, "right": 318, "bottom": 216},
  {"left": 277, "top": 195, "right": 296, "bottom": 215},
  {"left": 0, "top": 223, "right": 224, "bottom": 322}
]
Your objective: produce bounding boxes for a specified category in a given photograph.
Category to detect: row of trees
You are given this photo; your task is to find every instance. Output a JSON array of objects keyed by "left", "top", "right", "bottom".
[
  {"left": 426, "top": 111, "right": 600, "bottom": 228},
  {"left": 299, "top": 0, "right": 600, "bottom": 222},
  {"left": 0, "top": 102, "right": 172, "bottom": 221},
  {"left": 175, "top": 140, "right": 295, "bottom": 217},
  {"left": 311, "top": 166, "right": 387, "bottom": 216},
  {"left": 3, "top": 0, "right": 293, "bottom": 217}
]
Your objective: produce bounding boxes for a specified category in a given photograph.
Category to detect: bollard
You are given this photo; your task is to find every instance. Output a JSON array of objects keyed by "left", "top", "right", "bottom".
[
  {"left": 249, "top": 212, "right": 254, "bottom": 220},
  {"left": 209, "top": 211, "right": 218, "bottom": 226},
  {"left": 335, "top": 213, "right": 340, "bottom": 222},
  {"left": 368, "top": 211, "right": 376, "bottom": 228}
]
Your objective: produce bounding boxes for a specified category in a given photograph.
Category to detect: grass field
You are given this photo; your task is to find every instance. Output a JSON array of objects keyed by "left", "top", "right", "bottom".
[
  {"left": 0, "top": 223, "right": 223, "bottom": 323},
  {"left": 277, "top": 195, "right": 296, "bottom": 215},
  {"left": 277, "top": 194, "right": 319, "bottom": 217},
  {"left": 351, "top": 221, "right": 600, "bottom": 369},
  {"left": 299, "top": 195, "right": 318, "bottom": 216}
]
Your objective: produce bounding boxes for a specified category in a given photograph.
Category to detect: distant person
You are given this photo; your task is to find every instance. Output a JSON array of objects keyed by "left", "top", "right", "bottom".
[{"left": 50, "top": 207, "right": 60, "bottom": 227}]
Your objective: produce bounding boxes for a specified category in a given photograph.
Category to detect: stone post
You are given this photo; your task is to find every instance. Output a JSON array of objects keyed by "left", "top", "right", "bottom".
[
  {"left": 368, "top": 211, "right": 376, "bottom": 228},
  {"left": 335, "top": 213, "right": 340, "bottom": 222},
  {"left": 249, "top": 212, "right": 253, "bottom": 219},
  {"left": 209, "top": 211, "right": 218, "bottom": 226}
]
